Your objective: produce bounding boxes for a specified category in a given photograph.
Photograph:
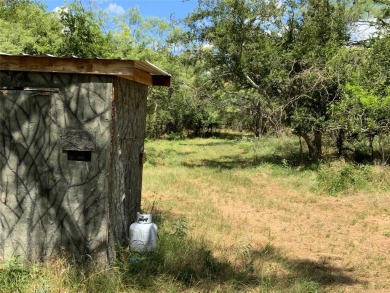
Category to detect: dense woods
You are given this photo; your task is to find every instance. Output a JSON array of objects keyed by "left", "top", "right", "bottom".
[{"left": 1, "top": 0, "right": 389, "bottom": 162}]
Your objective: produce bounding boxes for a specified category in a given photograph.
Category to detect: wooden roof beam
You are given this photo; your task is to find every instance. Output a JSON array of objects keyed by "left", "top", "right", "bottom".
[{"left": 0, "top": 55, "right": 171, "bottom": 87}]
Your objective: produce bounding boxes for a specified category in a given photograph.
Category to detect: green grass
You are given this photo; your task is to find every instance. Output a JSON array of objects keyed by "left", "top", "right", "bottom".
[
  {"left": 145, "top": 135, "right": 390, "bottom": 197},
  {"left": 2, "top": 134, "right": 390, "bottom": 292},
  {"left": 0, "top": 255, "right": 30, "bottom": 293}
]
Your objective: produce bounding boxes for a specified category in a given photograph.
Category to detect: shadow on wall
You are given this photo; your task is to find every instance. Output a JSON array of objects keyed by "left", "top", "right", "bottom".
[{"left": 0, "top": 72, "right": 109, "bottom": 261}]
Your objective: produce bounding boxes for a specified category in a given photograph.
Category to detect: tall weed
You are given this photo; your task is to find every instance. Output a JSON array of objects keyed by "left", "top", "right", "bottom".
[
  {"left": 0, "top": 255, "right": 30, "bottom": 292},
  {"left": 316, "top": 162, "right": 374, "bottom": 195}
]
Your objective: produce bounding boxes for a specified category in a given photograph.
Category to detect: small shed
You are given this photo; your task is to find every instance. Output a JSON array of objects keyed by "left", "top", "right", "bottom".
[{"left": 0, "top": 54, "right": 170, "bottom": 263}]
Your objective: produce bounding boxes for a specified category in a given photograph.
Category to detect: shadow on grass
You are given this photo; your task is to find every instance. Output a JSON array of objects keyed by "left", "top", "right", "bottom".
[
  {"left": 179, "top": 140, "right": 238, "bottom": 147},
  {"left": 112, "top": 211, "right": 362, "bottom": 292},
  {"left": 182, "top": 152, "right": 320, "bottom": 171},
  {"left": 146, "top": 147, "right": 197, "bottom": 166},
  {"left": 208, "top": 131, "right": 255, "bottom": 140},
  {"left": 114, "top": 218, "right": 260, "bottom": 291},
  {"left": 284, "top": 258, "right": 358, "bottom": 286},
  {"left": 116, "top": 239, "right": 260, "bottom": 292},
  {"left": 244, "top": 244, "right": 362, "bottom": 292},
  {"left": 149, "top": 135, "right": 321, "bottom": 171},
  {"left": 4, "top": 214, "right": 362, "bottom": 292}
]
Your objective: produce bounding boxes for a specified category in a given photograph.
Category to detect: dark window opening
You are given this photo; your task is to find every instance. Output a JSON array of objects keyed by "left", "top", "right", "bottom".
[{"left": 66, "top": 151, "right": 92, "bottom": 162}]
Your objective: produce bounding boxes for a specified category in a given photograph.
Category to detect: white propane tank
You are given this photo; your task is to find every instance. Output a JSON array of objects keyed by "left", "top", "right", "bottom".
[{"left": 129, "top": 212, "right": 158, "bottom": 252}]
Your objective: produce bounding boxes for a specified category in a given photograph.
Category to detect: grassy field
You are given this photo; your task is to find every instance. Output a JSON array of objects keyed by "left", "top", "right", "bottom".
[
  {"left": 1, "top": 134, "right": 390, "bottom": 292},
  {"left": 141, "top": 134, "right": 390, "bottom": 292}
]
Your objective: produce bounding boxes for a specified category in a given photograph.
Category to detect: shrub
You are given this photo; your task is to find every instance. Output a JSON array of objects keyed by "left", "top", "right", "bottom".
[{"left": 316, "top": 162, "right": 373, "bottom": 195}]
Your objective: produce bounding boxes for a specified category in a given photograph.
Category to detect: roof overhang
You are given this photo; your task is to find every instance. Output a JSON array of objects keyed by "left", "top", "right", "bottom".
[{"left": 0, "top": 54, "right": 171, "bottom": 87}]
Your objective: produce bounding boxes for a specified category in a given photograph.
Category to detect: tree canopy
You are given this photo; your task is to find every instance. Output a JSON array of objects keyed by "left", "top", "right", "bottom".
[{"left": 0, "top": 0, "right": 389, "bottom": 162}]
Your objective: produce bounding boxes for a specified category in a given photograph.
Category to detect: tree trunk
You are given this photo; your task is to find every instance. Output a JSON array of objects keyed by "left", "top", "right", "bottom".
[
  {"left": 369, "top": 135, "right": 375, "bottom": 161},
  {"left": 337, "top": 128, "right": 344, "bottom": 157},
  {"left": 254, "top": 102, "right": 263, "bottom": 138},
  {"left": 153, "top": 101, "right": 158, "bottom": 138},
  {"left": 314, "top": 130, "right": 322, "bottom": 158},
  {"left": 302, "top": 131, "right": 322, "bottom": 161},
  {"left": 299, "top": 135, "right": 303, "bottom": 162}
]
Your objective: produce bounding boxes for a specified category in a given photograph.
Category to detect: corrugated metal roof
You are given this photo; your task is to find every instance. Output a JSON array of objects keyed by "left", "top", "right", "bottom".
[
  {"left": 0, "top": 53, "right": 171, "bottom": 87},
  {"left": 135, "top": 60, "right": 170, "bottom": 77}
]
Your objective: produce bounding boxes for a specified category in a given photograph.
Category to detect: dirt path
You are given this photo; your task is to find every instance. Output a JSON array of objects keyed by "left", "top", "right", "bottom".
[
  {"left": 210, "top": 175, "right": 390, "bottom": 292},
  {"left": 143, "top": 139, "right": 390, "bottom": 292}
]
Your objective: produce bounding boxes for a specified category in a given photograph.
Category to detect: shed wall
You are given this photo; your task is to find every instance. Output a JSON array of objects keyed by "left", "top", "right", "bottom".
[
  {"left": 108, "top": 78, "right": 148, "bottom": 261},
  {"left": 0, "top": 71, "right": 112, "bottom": 262}
]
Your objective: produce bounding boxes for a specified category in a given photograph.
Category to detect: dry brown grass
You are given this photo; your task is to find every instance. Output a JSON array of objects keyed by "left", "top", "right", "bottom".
[
  {"left": 142, "top": 136, "right": 390, "bottom": 292},
  {"left": 2, "top": 135, "right": 389, "bottom": 292}
]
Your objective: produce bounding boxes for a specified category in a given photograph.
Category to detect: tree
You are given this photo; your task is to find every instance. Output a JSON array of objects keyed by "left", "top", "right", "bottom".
[
  {"left": 281, "top": 0, "right": 354, "bottom": 160},
  {"left": 185, "top": 0, "right": 288, "bottom": 137},
  {"left": 111, "top": 7, "right": 216, "bottom": 137},
  {"left": 0, "top": 0, "right": 62, "bottom": 54},
  {"left": 0, "top": 0, "right": 114, "bottom": 58},
  {"left": 328, "top": 33, "right": 390, "bottom": 161},
  {"left": 185, "top": 0, "right": 359, "bottom": 159},
  {"left": 55, "top": 1, "right": 113, "bottom": 58}
]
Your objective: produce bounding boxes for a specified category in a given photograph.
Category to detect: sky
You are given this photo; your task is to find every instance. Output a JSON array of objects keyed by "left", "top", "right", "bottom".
[
  {"left": 39, "top": 0, "right": 376, "bottom": 41},
  {"left": 40, "top": 0, "right": 199, "bottom": 20}
]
